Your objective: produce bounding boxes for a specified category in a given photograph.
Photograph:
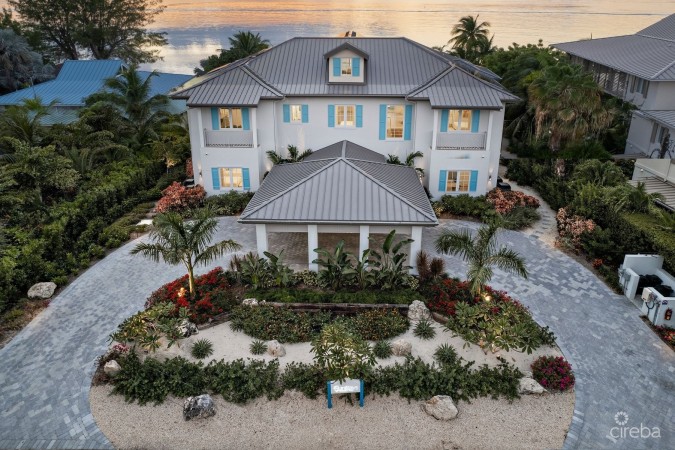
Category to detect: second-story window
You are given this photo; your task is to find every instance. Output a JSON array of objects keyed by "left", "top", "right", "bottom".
[
  {"left": 341, "top": 58, "right": 352, "bottom": 76},
  {"left": 336, "top": 105, "right": 356, "bottom": 127},
  {"left": 448, "top": 110, "right": 472, "bottom": 131},
  {"left": 219, "top": 108, "right": 243, "bottom": 129},
  {"left": 386, "top": 105, "right": 404, "bottom": 138},
  {"left": 290, "top": 105, "right": 303, "bottom": 123}
]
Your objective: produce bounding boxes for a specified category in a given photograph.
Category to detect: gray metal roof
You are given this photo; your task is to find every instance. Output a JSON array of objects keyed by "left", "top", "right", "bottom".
[
  {"left": 171, "top": 37, "right": 514, "bottom": 107},
  {"left": 639, "top": 110, "right": 675, "bottom": 130},
  {"left": 629, "top": 177, "right": 675, "bottom": 211},
  {"left": 407, "top": 67, "right": 519, "bottom": 109},
  {"left": 239, "top": 140, "right": 437, "bottom": 225},
  {"left": 303, "top": 140, "right": 386, "bottom": 163},
  {"left": 552, "top": 14, "right": 675, "bottom": 81}
]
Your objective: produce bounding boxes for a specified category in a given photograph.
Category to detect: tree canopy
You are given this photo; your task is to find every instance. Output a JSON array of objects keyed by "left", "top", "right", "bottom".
[
  {"left": 8, "top": 0, "right": 167, "bottom": 63},
  {"left": 195, "top": 31, "right": 270, "bottom": 75},
  {"left": 446, "top": 15, "right": 494, "bottom": 64}
]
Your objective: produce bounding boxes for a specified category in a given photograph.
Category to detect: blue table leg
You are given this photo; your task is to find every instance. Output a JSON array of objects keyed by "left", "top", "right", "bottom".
[
  {"left": 359, "top": 380, "right": 364, "bottom": 407},
  {"left": 327, "top": 381, "right": 332, "bottom": 409}
]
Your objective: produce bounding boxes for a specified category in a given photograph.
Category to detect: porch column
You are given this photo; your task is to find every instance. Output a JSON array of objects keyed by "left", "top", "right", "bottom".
[
  {"left": 251, "top": 108, "right": 258, "bottom": 148},
  {"left": 308, "top": 224, "right": 319, "bottom": 271},
  {"left": 431, "top": 109, "right": 439, "bottom": 151},
  {"left": 255, "top": 224, "right": 268, "bottom": 257},
  {"left": 409, "top": 226, "right": 423, "bottom": 275},
  {"left": 359, "top": 225, "right": 370, "bottom": 258}
]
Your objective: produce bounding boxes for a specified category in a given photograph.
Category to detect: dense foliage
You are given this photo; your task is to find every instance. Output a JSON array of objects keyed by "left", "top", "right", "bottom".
[
  {"left": 196, "top": 31, "right": 270, "bottom": 75},
  {"left": 245, "top": 287, "right": 423, "bottom": 305},
  {"left": 311, "top": 323, "right": 375, "bottom": 382},
  {"left": 203, "top": 190, "right": 254, "bottom": 216},
  {"left": 531, "top": 356, "right": 575, "bottom": 391}
]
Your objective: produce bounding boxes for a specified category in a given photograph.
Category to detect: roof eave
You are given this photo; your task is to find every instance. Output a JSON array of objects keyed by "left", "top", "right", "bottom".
[{"left": 237, "top": 218, "right": 439, "bottom": 226}]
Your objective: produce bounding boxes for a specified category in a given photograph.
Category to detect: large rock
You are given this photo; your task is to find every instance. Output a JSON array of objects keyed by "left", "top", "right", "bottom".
[
  {"left": 408, "top": 300, "right": 431, "bottom": 321},
  {"left": 266, "top": 340, "right": 286, "bottom": 357},
  {"left": 392, "top": 339, "right": 412, "bottom": 357},
  {"left": 103, "top": 360, "right": 121, "bottom": 377},
  {"left": 423, "top": 395, "right": 459, "bottom": 420},
  {"left": 27, "top": 282, "right": 57, "bottom": 299},
  {"left": 242, "top": 298, "right": 259, "bottom": 306},
  {"left": 519, "top": 377, "right": 546, "bottom": 395},
  {"left": 178, "top": 319, "right": 198, "bottom": 338},
  {"left": 183, "top": 394, "right": 216, "bottom": 421}
]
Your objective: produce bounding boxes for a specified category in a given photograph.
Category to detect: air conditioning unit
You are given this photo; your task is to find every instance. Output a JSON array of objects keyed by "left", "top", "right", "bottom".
[{"left": 642, "top": 287, "right": 655, "bottom": 302}]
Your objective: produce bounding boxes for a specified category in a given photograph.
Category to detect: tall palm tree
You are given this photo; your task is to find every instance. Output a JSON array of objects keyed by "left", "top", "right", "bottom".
[
  {"left": 228, "top": 31, "right": 270, "bottom": 60},
  {"left": 386, "top": 150, "right": 425, "bottom": 176},
  {"left": 448, "top": 15, "right": 493, "bottom": 64},
  {"left": 131, "top": 209, "right": 241, "bottom": 296},
  {"left": 0, "top": 97, "right": 55, "bottom": 145},
  {"left": 86, "top": 66, "right": 169, "bottom": 149},
  {"left": 435, "top": 224, "right": 528, "bottom": 296},
  {"left": 266, "top": 144, "right": 313, "bottom": 165}
]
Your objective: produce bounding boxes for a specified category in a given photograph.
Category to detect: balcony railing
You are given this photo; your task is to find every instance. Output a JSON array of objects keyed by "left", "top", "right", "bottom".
[
  {"left": 204, "top": 129, "right": 255, "bottom": 148},
  {"left": 436, "top": 131, "right": 487, "bottom": 150}
]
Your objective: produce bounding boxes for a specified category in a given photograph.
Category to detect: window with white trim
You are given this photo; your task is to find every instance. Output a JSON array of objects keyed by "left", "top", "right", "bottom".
[
  {"left": 447, "top": 109, "right": 472, "bottom": 131},
  {"left": 443, "top": 171, "right": 471, "bottom": 192},
  {"left": 341, "top": 58, "right": 352, "bottom": 75},
  {"left": 290, "top": 105, "right": 303, "bottom": 123},
  {"left": 219, "top": 168, "right": 244, "bottom": 189},
  {"left": 336, "top": 105, "right": 356, "bottom": 127},
  {"left": 386, "top": 105, "right": 404, "bottom": 139},
  {"left": 219, "top": 108, "right": 243, "bottom": 129}
]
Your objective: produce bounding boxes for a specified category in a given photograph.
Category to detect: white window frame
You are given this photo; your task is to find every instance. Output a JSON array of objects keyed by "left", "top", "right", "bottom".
[
  {"left": 290, "top": 105, "right": 303, "bottom": 123},
  {"left": 386, "top": 104, "right": 404, "bottom": 140},
  {"left": 443, "top": 170, "right": 471, "bottom": 192},
  {"left": 446, "top": 109, "right": 472, "bottom": 132},
  {"left": 219, "top": 167, "right": 244, "bottom": 189},
  {"left": 341, "top": 58, "right": 352, "bottom": 76},
  {"left": 336, "top": 105, "right": 356, "bottom": 128},
  {"left": 219, "top": 108, "right": 243, "bottom": 129}
]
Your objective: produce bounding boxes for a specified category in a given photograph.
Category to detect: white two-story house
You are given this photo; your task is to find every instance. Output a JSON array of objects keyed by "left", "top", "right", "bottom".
[
  {"left": 553, "top": 14, "right": 675, "bottom": 158},
  {"left": 172, "top": 37, "right": 518, "bottom": 199}
]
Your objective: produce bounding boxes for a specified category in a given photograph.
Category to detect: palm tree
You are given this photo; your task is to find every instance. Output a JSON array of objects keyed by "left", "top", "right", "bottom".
[
  {"left": 266, "top": 145, "right": 313, "bottom": 165},
  {"left": 131, "top": 209, "right": 241, "bottom": 296},
  {"left": 228, "top": 31, "right": 270, "bottom": 59},
  {"left": 0, "top": 97, "right": 56, "bottom": 145},
  {"left": 386, "top": 151, "right": 425, "bottom": 176},
  {"left": 86, "top": 66, "right": 169, "bottom": 148},
  {"left": 448, "top": 15, "right": 494, "bottom": 64},
  {"left": 435, "top": 224, "right": 528, "bottom": 296}
]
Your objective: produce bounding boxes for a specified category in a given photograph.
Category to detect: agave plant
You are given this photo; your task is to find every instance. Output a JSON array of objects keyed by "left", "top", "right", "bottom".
[
  {"left": 312, "top": 240, "right": 356, "bottom": 290},
  {"left": 371, "top": 230, "right": 414, "bottom": 290}
]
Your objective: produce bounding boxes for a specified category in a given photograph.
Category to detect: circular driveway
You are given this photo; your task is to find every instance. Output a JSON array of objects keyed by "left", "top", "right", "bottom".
[{"left": 0, "top": 217, "right": 672, "bottom": 449}]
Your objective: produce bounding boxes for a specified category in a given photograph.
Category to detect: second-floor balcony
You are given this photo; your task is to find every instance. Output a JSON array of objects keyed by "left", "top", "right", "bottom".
[
  {"left": 204, "top": 129, "right": 256, "bottom": 148},
  {"left": 435, "top": 131, "right": 487, "bottom": 150}
]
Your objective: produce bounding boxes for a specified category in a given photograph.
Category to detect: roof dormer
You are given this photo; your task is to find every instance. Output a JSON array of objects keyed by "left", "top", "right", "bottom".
[{"left": 325, "top": 42, "right": 368, "bottom": 84}]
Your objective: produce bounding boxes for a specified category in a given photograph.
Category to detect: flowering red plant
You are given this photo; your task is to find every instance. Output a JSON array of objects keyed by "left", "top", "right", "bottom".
[
  {"left": 155, "top": 182, "right": 206, "bottom": 213},
  {"left": 591, "top": 258, "right": 604, "bottom": 269},
  {"left": 556, "top": 207, "right": 596, "bottom": 249},
  {"left": 426, "top": 278, "right": 522, "bottom": 316},
  {"left": 487, "top": 189, "right": 540, "bottom": 214},
  {"left": 531, "top": 356, "right": 575, "bottom": 391}
]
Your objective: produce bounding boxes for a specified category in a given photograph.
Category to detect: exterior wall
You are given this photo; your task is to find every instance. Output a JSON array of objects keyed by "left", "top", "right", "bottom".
[
  {"left": 626, "top": 112, "right": 675, "bottom": 157},
  {"left": 632, "top": 159, "right": 675, "bottom": 184},
  {"left": 641, "top": 81, "right": 675, "bottom": 110}
]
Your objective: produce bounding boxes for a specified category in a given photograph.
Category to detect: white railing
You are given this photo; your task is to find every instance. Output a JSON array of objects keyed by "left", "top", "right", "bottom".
[
  {"left": 204, "top": 129, "right": 254, "bottom": 148},
  {"left": 436, "top": 132, "right": 487, "bottom": 150}
]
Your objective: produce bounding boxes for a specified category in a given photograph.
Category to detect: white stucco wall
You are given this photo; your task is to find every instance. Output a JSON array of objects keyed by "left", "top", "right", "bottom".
[{"left": 641, "top": 81, "right": 675, "bottom": 110}]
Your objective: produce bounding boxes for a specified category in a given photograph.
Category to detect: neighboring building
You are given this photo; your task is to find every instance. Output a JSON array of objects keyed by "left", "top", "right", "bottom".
[
  {"left": 171, "top": 37, "right": 518, "bottom": 199},
  {"left": 553, "top": 14, "right": 675, "bottom": 158},
  {"left": 631, "top": 159, "right": 675, "bottom": 211},
  {"left": 0, "top": 60, "right": 192, "bottom": 125}
]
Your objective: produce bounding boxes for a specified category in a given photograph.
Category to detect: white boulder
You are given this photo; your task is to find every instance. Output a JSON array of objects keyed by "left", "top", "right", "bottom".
[
  {"left": 242, "top": 298, "right": 259, "bottom": 306},
  {"left": 518, "top": 377, "right": 546, "bottom": 395},
  {"left": 423, "top": 395, "right": 459, "bottom": 420},
  {"left": 183, "top": 394, "right": 216, "bottom": 421},
  {"left": 266, "top": 340, "right": 286, "bottom": 357},
  {"left": 27, "top": 282, "right": 57, "bottom": 299},
  {"left": 392, "top": 339, "right": 412, "bottom": 357},
  {"left": 178, "top": 319, "right": 198, "bottom": 338},
  {"left": 408, "top": 300, "right": 431, "bottom": 321},
  {"left": 103, "top": 360, "right": 121, "bottom": 377}
]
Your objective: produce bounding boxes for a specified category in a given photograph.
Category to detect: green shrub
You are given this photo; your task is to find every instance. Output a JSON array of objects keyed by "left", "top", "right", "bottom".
[
  {"left": 413, "top": 319, "right": 436, "bottom": 340},
  {"left": 246, "top": 287, "right": 422, "bottom": 305},
  {"left": 433, "top": 194, "right": 493, "bottom": 218},
  {"left": 282, "top": 362, "right": 325, "bottom": 398},
  {"left": 99, "top": 225, "right": 130, "bottom": 248},
  {"left": 343, "top": 309, "right": 409, "bottom": 341},
  {"left": 372, "top": 341, "right": 393, "bottom": 359},
  {"left": 434, "top": 343, "right": 459, "bottom": 366},
  {"left": 250, "top": 340, "right": 267, "bottom": 355},
  {"left": 204, "top": 358, "right": 283, "bottom": 403},
  {"left": 311, "top": 323, "right": 375, "bottom": 382},
  {"left": 191, "top": 339, "right": 214, "bottom": 359},
  {"left": 501, "top": 206, "right": 541, "bottom": 230},
  {"left": 203, "top": 191, "right": 254, "bottom": 215}
]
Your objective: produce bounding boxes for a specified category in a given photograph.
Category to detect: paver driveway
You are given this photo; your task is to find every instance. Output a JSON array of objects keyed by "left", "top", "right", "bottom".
[{"left": 0, "top": 217, "right": 672, "bottom": 449}]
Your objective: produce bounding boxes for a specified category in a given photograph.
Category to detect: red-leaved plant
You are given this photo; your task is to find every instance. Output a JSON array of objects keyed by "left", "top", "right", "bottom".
[
  {"left": 427, "top": 278, "right": 522, "bottom": 317},
  {"left": 155, "top": 182, "right": 206, "bottom": 213},
  {"left": 487, "top": 189, "right": 540, "bottom": 214},
  {"left": 531, "top": 355, "right": 575, "bottom": 391}
]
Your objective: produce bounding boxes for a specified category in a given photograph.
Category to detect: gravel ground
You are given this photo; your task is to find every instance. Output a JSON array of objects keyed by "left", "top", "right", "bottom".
[{"left": 91, "top": 385, "right": 574, "bottom": 450}]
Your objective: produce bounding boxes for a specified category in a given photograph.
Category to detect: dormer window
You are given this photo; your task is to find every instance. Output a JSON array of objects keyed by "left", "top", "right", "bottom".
[
  {"left": 341, "top": 59, "right": 353, "bottom": 76},
  {"left": 325, "top": 42, "right": 368, "bottom": 84}
]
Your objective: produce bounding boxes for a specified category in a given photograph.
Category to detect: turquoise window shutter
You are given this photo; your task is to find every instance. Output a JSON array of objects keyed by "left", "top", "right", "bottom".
[
  {"left": 356, "top": 105, "right": 363, "bottom": 128},
  {"left": 242, "top": 168, "right": 250, "bottom": 191},
  {"left": 242, "top": 108, "right": 250, "bottom": 130},
  {"left": 328, "top": 104, "right": 335, "bottom": 127},
  {"left": 438, "top": 170, "right": 447, "bottom": 192},
  {"left": 469, "top": 170, "right": 478, "bottom": 192},
  {"left": 352, "top": 58, "right": 360, "bottom": 76},
  {"left": 471, "top": 110, "right": 480, "bottom": 132},
  {"left": 404, "top": 104, "right": 413, "bottom": 140},
  {"left": 302, "top": 104, "right": 309, "bottom": 123},
  {"left": 379, "top": 104, "right": 387, "bottom": 140},
  {"left": 440, "top": 110, "right": 449, "bottom": 132},
  {"left": 283, "top": 104, "right": 290, "bottom": 123},
  {"left": 211, "top": 107, "right": 220, "bottom": 130},
  {"left": 333, "top": 58, "right": 341, "bottom": 77},
  {"left": 211, "top": 168, "right": 220, "bottom": 190}
]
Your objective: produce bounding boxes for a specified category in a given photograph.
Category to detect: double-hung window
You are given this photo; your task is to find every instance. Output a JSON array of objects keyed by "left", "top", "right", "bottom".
[
  {"left": 290, "top": 105, "right": 303, "bottom": 123},
  {"left": 386, "top": 105, "right": 404, "bottom": 138},
  {"left": 443, "top": 171, "right": 471, "bottom": 192},
  {"left": 341, "top": 59, "right": 352, "bottom": 76},
  {"left": 220, "top": 168, "right": 244, "bottom": 189},
  {"left": 219, "top": 108, "right": 243, "bottom": 129},
  {"left": 336, "top": 105, "right": 356, "bottom": 128},
  {"left": 447, "top": 110, "right": 472, "bottom": 131}
]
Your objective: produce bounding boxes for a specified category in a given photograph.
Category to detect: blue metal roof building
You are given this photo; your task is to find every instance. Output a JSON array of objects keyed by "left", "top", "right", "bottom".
[{"left": 0, "top": 60, "right": 192, "bottom": 124}]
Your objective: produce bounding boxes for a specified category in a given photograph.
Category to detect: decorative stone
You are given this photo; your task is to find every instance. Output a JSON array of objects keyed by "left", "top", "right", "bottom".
[
  {"left": 392, "top": 339, "right": 412, "bottom": 357},
  {"left": 266, "top": 340, "right": 286, "bottom": 357},
  {"left": 103, "top": 360, "right": 121, "bottom": 377},
  {"left": 183, "top": 394, "right": 216, "bottom": 421},
  {"left": 519, "top": 377, "right": 546, "bottom": 395},
  {"left": 408, "top": 300, "right": 431, "bottom": 321},
  {"left": 423, "top": 395, "right": 458, "bottom": 420},
  {"left": 178, "top": 319, "right": 198, "bottom": 338},
  {"left": 27, "top": 282, "right": 57, "bottom": 299},
  {"left": 242, "top": 298, "right": 259, "bottom": 306}
]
